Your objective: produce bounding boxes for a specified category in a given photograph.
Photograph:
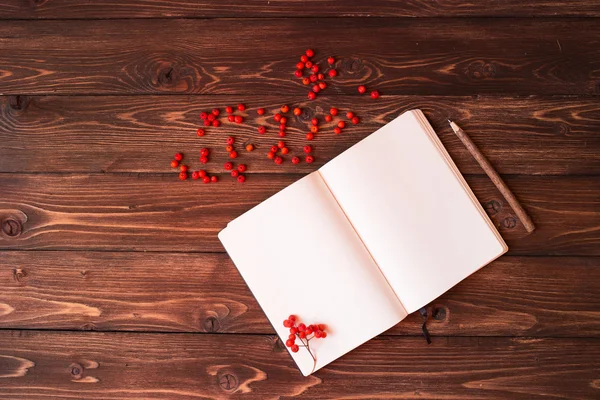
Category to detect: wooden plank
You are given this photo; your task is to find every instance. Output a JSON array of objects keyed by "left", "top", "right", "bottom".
[
  {"left": 0, "top": 331, "right": 597, "bottom": 399},
  {"left": 4, "top": 0, "right": 600, "bottom": 18},
  {"left": 0, "top": 174, "right": 598, "bottom": 255},
  {"left": 2, "top": 95, "right": 599, "bottom": 175},
  {"left": 1, "top": 19, "right": 599, "bottom": 96},
  {"left": 1, "top": 252, "right": 598, "bottom": 337}
]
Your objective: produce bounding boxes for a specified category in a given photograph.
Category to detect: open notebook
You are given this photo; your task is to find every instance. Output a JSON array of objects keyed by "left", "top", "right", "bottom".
[{"left": 219, "top": 110, "right": 507, "bottom": 375}]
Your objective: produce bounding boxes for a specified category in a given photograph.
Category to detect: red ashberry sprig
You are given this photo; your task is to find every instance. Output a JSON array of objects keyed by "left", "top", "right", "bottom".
[{"left": 282, "top": 314, "right": 327, "bottom": 372}]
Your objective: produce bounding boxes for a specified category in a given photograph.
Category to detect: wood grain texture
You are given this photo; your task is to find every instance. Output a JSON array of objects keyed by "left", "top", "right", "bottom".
[
  {"left": 4, "top": 0, "right": 600, "bottom": 18},
  {"left": 0, "top": 174, "right": 599, "bottom": 254},
  {"left": 1, "top": 251, "right": 598, "bottom": 337},
  {"left": 0, "top": 330, "right": 598, "bottom": 399},
  {"left": 1, "top": 18, "right": 600, "bottom": 96},
  {"left": 2, "top": 95, "right": 599, "bottom": 175}
]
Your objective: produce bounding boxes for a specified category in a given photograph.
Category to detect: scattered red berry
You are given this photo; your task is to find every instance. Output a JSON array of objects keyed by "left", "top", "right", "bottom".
[
  {"left": 280, "top": 117, "right": 287, "bottom": 124},
  {"left": 292, "top": 156, "right": 300, "bottom": 164},
  {"left": 200, "top": 112, "right": 208, "bottom": 120},
  {"left": 257, "top": 108, "right": 265, "bottom": 115},
  {"left": 300, "top": 55, "right": 308, "bottom": 63},
  {"left": 274, "top": 156, "right": 283, "bottom": 165},
  {"left": 225, "top": 145, "right": 233, "bottom": 153},
  {"left": 294, "top": 69, "right": 303, "bottom": 78},
  {"left": 227, "top": 115, "right": 235, "bottom": 122},
  {"left": 227, "top": 137, "right": 235, "bottom": 145},
  {"left": 274, "top": 113, "right": 282, "bottom": 122},
  {"left": 306, "top": 132, "right": 314, "bottom": 140},
  {"left": 196, "top": 128, "right": 205, "bottom": 137},
  {"left": 229, "top": 151, "right": 238, "bottom": 159},
  {"left": 212, "top": 108, "right": 220, "bottom": 116},
  {"left": 204, "top": 119, "right": 211, "bottom": 127},
  {"left": 174, "top": 152, "right": 183, "bottom": 161},
  {"left": 312, "top": 85, "right": 320, "bottom": 93},
  {"left": 310, "top": 126, "right": 319, "bottom": 134},
  {"left": 317, "top": 73, "right": 325, "bottom": 80},
  {"left": 291, "top": 344, "right": 299, "bottom": 353},
  {"left": 352, "top": 116, "right": 360, "bottom": 124},
  {"left": 267, "top": 151, "right": 275, "bottom": 159},
  {"left": 277, "top": 141, "right": 285, "bottom": 149},
  {"left": 358, "top": 85, "right": 366, "bottom": 94},
  {"left": 207, "top": 114, "right": 215, "bottom": 122},
  {"left": 279, "top": 123, "right": 287, "bottom": 131},
  {"left": 283, "top": 319, "right": 292, "bottom": 328},
  {"left": 370, "top": 90, "right": 380, "bottom": 99},
  {"left": 286, "top": 339, "right": 295, "bottom": 347},
  {"left": 271, "top": 145, "right": 279, "bottom": 153},
  {"left": 281, "top": 147, "right": 289, "bottom": 155},
  {"left": 281, "top": 105, "right": 290, "bottom": 113},
  {"left": 237, "top": 175, "right": 246, "bottom": 183},
  {"left": 303, "top": 145, "right": 312, "bottom": 154},
  {"left": 346, "top": 111, "right": 354, "bottom": 119},
  {"left": 325, "top": 115, "right": 332, "bottom": 122},
  {"left": 258, "top": 126, "right": 266, "bottom": 134},
  {"left": 305, "top": 61, "right": 313, "bottom": 69},
  {"left": 179, "top": 172, "right": 187, "bottom": 180},
  {"left": 311, "top": 118, "right": 319, "bottom": 126},
  {"left": 327, "top": 56, "right": 335, "bottom": 65},
  {"left": 238, "top": 164, "right": 247, "bottom": 172},
  {"left": 246, "top": 144, "right": 254, "bottom": 152},
  {"left": 212, "top": 120, "right": 220, "bottom": 127},
  {"left": 170, "top": 160, "right": 179, "bottom": 168},
  {"left": 311, "top": 65, "right": 319, "bottom": 73},
  {"left": 200, "top": 148, "right": 209, "bottom": 157},
  {"left": 231, "top": 170, "right": 239, "bottom": 178},
  {"left": 293, "top": 107, "right": 302, "bottom": 116},
  {"left": 211, "top": 176, "right": 218, "bottom": 183},
  {"left": 308, "top": 92, "right": 316, "bottom": 100},
  {"left": 234, "top": 115, "right": 243, "bottom": 124},
  {"left": 330, "top": 108, "right": 338, "bottom": 116},
  {"left": 202, "top": 176, "right": 211, "bottom": 184},
  {"left": 305, "top": 155, "right": 314, "bottom": 163},
  {"left": 199, "top": 170, "right": 207, "bottom": 178},
  {"left": 318, "top": 81, "right": 327, "bottom": 90},
  {"left": 224, "top": 162, "right": 233, "bottom": 170},
  {"left": 334, "top": 127, "right": 342, "bottom": 135},
  {"left": 338, "top": 121, "right": 346, "bottom": 129},
  {"left": 309, "top": 74, "right": 318, "bottom": 83},
  {"left": 237, "top": 103, "right": 246, "bottom": 111},
  {"left": 180, "top": 165, "right": 188, "bottom": 172},
  {"left": 200, "top": 156, "right": 208, "bottom": 164},
  {"left": 191, "top": 171, "right": 199, "bottom": 180},
  {"left": 225, "top": 106, "right": 233, "bottom": 114},
  {"left": 296, "top": 62, "right": 305, "bottom": 70},
  {"left": 279, "top": 131, "right": 286, "bottom": 137},
  {"left": 302, "top": 77, "right": 310, "bottom": 85},
  {"left": 328, "top": 69, "right": 337, "bottom": 78},
  {"left": 306, "top": 49, "right": 315, "bottom": 58}
]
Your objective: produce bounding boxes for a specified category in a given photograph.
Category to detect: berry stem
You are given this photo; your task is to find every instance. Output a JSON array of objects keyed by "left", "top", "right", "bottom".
[{"left": 297, "top": 334, "right": 317, "bottom": 373}]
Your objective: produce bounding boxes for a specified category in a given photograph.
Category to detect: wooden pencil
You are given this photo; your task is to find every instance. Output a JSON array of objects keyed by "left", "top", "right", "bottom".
[{"left": 448, "top": 120, "right": 536, "bottom": 233}]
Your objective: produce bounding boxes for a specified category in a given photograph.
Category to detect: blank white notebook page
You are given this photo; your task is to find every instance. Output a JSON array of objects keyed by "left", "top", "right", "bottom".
[
  {"left": 218, "top": 172, "right": 406, "bottom": 376},
  {"left": 319, "top": 110, "right": 507, "bottom": 313}
]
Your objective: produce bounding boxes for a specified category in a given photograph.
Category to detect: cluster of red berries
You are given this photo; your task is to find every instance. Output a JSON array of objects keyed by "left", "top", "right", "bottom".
[
  {"left": 224, "top": 161, "right": 247, "bottom": 183},
  {"left": 357, "top": 85, "right": 380, "bottom": 99},
  {"left": 295, "top": 49, "right": 337, "bottom": 100},
  {"left": 200, "top": 108, "right": 222, "bottom": 128},
  {"left": 265, "top": 105, "right": 315, "bottom": 165},
  {"left": 171, "top": 152, "right": 218, "bottom": 183},
  {"left": 225, "top": 104, "right": 246, "bottom": 124},
  {"left": 283, "top": 315, "right": 327, "bottom": 354}
]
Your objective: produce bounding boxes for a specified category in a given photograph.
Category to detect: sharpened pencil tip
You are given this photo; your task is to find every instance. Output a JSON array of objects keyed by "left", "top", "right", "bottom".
[{"left": 447, "top": 119, "right": 452, "bottom": 123}]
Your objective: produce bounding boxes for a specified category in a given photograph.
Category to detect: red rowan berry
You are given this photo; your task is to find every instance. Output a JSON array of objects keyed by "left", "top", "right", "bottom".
[
  {"left": 325, "top": 115, "right": 332, "bottom": 122},
  {"left": 200, "top": 156, "right": 208, "bottom": 164},
  {"left": 271, "top": 145, "right": 278, "bottom": 153},
  {"left": 230, "top": 170, "right": 239, "bottom": 178},
  {"left": 338, "top": 121, "right": 346, "bottom": 129},
  {"left": 281, "top": 105, "right": 289, "bottom": 113},
  {"left": 257, "top": 108, "right": 265, "bottom": 115},
  {"left": 203, "top": 119, "right": 211, "bottom": 127},
  {"left": 258, "top": 126, "right": 266, "bottom": 134},
  {"left": 274, "top": 113, "right": 282, "bottom": 122},
  {"left": 330, "top": 108, "right": 338, "bottom": 116},
  {"left": 229, "top": 151, "right": 238, "bottom": 159},
  {"left": 225, "top": 106, "right": 233, "bottom": 114},
  {"left": 370, "top": 90, "right": 380, "bottom": 99},
  {"left": 318, "top": 81, "right": 327, "bottom": 90},
  {"left": 306, "top": 155, "right": 314, "bottom": 163},
  {"left": 237, "top": 164, "right": 247, "bottom": 172},
  {"left": 212, "top": 120, "right": 220, "bottom": 127},
  {"left": 283, "top": 319, "right": 291, "bottom": 328},
  {"left": 274, "top": 156, "right": 283, "bottom": 165},
  {"left": 179, "top": 172, "right": 187, "bottom": 180},
  {"left": 225, "top": 145, "right": 233, "bottom": 153},
  {"left": 207, "top": 113, "right": 215, "bottom": 122},
  {"left": 309, "top": 74, "right": 318, "bottom": 83},
  {"left": 306, "top": 132, "right": 314, "bottom": 140},
  {"left": 310, "top": 126, "right": 318, "bottom": 134},
  {"left": 196, "top": 128, "right": 205, "bottom": 137},
  {"left": 334, "top": 127, "right": 342, "bottom": 135},
  {"left": 311, "top": 65, "right": 319, "bottom": 73},
  {"left": 358, "top": 85, "right": 366, "bottom": 94},
  {"left": 228, "top": 115, "right": 235, "bottom": 122},
  {"left": 224, "top": 162, "right": 233, "bottom": 170},
  {"left": 292, "top": 156, "right": 300, "bottom": 164},
  {"left": 291, "top": 344, "right": 299, "bottom": 353},
  {"left": 171, "top": 160, "right": 179, "bottom": 168},
  {"left": 281, "top": 147, "right": 289, "bottom": 155},
  {"left": 312, "top": 85, "right": 320, "bottom": 93},
  {"left": 298, "top": 323, "right": 306, "bottom": 332},
  {"left": 300, "top": 55, "right": 308, "bottom": 63},
  {"left": 317, "top": 73, "right": 324, "bottom": 80},
  {"left": 199, "top": 170, "right": 207, "bottom": 178},
  {"left": 212, "top": 108, "right": 220, "bottom": 116},
  {"left": 234, "top": 115, "right": 243, "bottom": 124},
  {"left": 302, "top": 77, "right": 310, "bottom": 85},
  {"left": 352, "top": 116, "right": 360, "bottom": 124},
  {"left": 279, "top": 131, "right": 286, "bottom": 137},
  {"left": 267, "top": 151, "right": 275, "bottom": 159},
  {"left": 280, "top": 116, "right": 287, "bottom": 124},
  {"left": 277, "top": 141, "right": 285, "bottom": 149},
  {"left": 279, "top": 123, "right": 286, "bottom": 131},
  {"left": 311, "top": 118, "right": 319, "bottom": 126},
  {"left": 306, "top": 49, "right": 315, "bottom": 58},
  {"left": 237, "top": 103, "right": 246, "bottom": 111},
  {"left": 237, "top": 175, "right": 246, "bottom": 183},
  {"left": 200, "top": 112, "right": 208, "bottom": 120},
  {"left": 289, "top": 315, "right": 296, "bottom": 322},
  {"left": 328, "top": 69, "right": 337, "bottom": 77},
  {"left": 293, "top": 107, "right": 302, "bottom": 116},
  {"left": 211, "top": 176, "right": 218, "bottom": 183},
  {"left": 202, "top": 176, "right": 210, "bottom": 184},
  {"left": 246, "top": 144, "right": 254, "bottom": 152},
  {"left": 296, "top": 62, "right": 305, "bottom": 70},
  {"left": 191, "top": 171, "right": 199, "bottom": 180},
  {"left": 303, "top": 145, "right": 312, "bottom": 154},
  {"left": 308, "top": 92, "right": 316, "bottom": 100},
  {"left": 180, "top": 165, "right": 188, "bottom": 172},
  {"left": 226, "top": 136, "right": 235, "bottom": 145},
  {"left": 305, "top": 61, "right": 313, "bottom": 69},
  {"left": 174, "top": 152, "right": 183, "bottom": 161},
  {"left": 200, "top": 148, "right": 209, "bottom": 157},
  {"left": 327, "top": 56, "right": 335, "bottom": 65}
]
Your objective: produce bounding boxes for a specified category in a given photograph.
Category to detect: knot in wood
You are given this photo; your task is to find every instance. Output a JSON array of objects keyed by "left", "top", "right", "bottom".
[
  {"left": 502, "top": 216, "right": 517, "bottom": 229},
  {"left": 342, "top": 57, "right": 363, "bottom": 74},
  {"left": 485, "top": 200, "right": 502, "bottom": 215},
  {"left": 2, "top": 218, "right": 22, "bottom": 237},
  {"left": 466, "top": 61, "right": 496, "bottom": 79},
  {"left": 298, "top": 107, "right": 316, "bottom": 122},
  {"left": 70, "top": 363, "right": 84, "bottom": 380},
  {"left": 31, "top": 0, "right": 48, "bottom": 5},
  {"left": 158, "top": 67, "right": 175, "bottom": 86},
  {"left": 203, "top": 316, "right": 220, "bottom": 333},
  {"left": 555, "top": 123, "right": 571, "bottom": 136},
  {"left": 12, "top": 268, "right": 27, "bottom": 282},
  {"left": 218, "top": 373, "right": 239, "bottom": 392},
  {"left": 8, "top": 95, "right": 30, "bottom": 111},
  {"left": 432, "top": 305, "right": 448, "bottom": 321}
]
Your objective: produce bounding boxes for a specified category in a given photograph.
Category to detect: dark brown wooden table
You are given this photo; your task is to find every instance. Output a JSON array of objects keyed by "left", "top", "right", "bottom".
[{"left": 1, "top": 1, "right": 599, "bottom": 398}]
